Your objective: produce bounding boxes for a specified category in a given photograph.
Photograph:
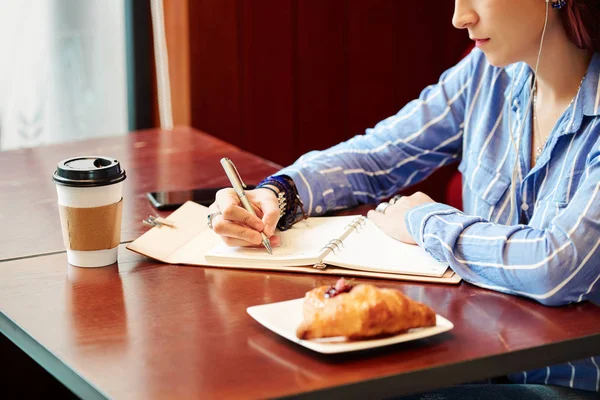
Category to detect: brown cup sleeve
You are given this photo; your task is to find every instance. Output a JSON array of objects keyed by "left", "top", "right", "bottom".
[{"left": 59, "top": 199, "right": 123, "bottom": 251}]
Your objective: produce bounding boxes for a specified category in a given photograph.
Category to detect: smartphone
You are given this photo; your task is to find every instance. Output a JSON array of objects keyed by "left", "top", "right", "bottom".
[{"left": 146, "top": 186, "right": 256, "bottom": 210}]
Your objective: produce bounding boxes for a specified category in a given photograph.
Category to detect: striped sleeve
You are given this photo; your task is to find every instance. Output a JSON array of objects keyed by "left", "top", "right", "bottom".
[
  {"left": 278, "top": 49, "right": 486, "bottom": 216},
  {"left": 405, "top": 144, "right": 600, "bottom": 306}
]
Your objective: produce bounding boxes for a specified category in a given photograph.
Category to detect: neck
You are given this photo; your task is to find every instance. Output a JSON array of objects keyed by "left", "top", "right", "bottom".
[{"left": 525, "top": 19, "right": 592, "bottom": 104}]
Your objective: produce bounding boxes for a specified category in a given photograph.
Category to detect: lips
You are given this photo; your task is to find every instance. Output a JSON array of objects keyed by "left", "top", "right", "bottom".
[{"left": 472, "top": 38, "right": 490, "bottom": 47}]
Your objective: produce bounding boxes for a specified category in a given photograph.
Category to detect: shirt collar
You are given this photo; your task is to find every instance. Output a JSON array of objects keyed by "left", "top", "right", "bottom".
[
  {"left": 558, "top": 52, "right": 600, "bottom": 133},
  {"left": 581, "top": 52, "right": 600, "bottom": 117},
  {"left": 503, "top": 52, "right": 600, "bottom": 134},
  {"left": 503, "top": 53, "right": 600, "bottom": 111},
  {"left": 503, "top": 62, "right": 532, "bottom": 100}
]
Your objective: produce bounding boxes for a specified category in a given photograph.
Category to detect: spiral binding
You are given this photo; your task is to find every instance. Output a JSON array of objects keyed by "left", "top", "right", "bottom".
[
  {"left": 313, "top": 216, "right": 366, "bottom": 269},
  {"left": 345, "top": 216, "right": 366, "bottom": 231},
  {"left": 320, "top": 239, "right": 343, "bottom": 254}
]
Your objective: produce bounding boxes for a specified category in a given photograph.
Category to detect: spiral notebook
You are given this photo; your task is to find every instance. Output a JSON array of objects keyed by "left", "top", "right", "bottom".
[{"left": 127, "top": 201, "right": 461, "bottom": 284}]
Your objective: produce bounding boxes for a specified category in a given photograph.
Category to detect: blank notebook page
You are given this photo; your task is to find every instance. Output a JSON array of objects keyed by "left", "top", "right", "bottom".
[
  {"left": 324, "top": 218, "right": 449, "bottom": 277},
  {"left": 205, "top": 215, "right": 358, "bottom": 266}
]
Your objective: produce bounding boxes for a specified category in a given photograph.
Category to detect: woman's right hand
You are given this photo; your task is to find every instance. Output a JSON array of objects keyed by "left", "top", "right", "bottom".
[{"left": 208, "top": 187, "right": 282, "bottom": 248}]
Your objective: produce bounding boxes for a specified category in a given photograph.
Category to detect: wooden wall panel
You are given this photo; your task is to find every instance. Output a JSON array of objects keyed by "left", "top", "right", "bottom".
[
  {"left": 295, "top": 0, "right": 347, "bottom": 157},
  {"left": 189, "top": 0, "right": 242, "bottom": 146},
  {"left": 187, "top": 1, "right": 471, "bottom": 170},
  {"left": 238, "top": 0, "right": 295, "bottom": 165},
  {"left": 346, "top": 0, "right": 398, "bottom": 137},
  {"left": 393, "top": 4, "right": 446, "bottom": 109}
]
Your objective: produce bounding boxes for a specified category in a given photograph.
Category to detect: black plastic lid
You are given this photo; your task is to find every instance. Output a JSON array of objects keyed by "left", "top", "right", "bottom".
[{"left": 52, "top": 156, "right": 126, "bottom": 187}]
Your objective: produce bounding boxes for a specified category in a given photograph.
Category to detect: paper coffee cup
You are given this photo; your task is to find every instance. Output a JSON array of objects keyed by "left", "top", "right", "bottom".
[{"left": 53, "top": 156, "right": 126, "bottom": 267}]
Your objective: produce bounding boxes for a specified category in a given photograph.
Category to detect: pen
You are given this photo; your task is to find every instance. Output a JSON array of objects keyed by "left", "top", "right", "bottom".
[{"left": 220, "top": 157, "right": 273, "bottom": 254}]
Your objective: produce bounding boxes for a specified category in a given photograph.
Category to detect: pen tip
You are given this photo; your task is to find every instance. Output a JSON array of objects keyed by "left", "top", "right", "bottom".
[{"left": 264, "top": 239, "right": 273, "bottom": 255}]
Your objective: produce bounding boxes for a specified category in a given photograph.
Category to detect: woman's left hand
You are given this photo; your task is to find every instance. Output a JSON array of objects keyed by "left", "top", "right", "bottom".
[{"left": 367, "top": 192, "right": 436, "bottom": 245}]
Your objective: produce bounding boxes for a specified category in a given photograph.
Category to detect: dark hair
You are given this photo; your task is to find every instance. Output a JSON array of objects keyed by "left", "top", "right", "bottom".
[{"left": 560, "top": 1, "right": 600, "bottom": 51}]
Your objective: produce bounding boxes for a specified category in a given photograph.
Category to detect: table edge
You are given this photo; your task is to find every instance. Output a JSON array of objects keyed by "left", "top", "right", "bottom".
[
  {"left": 4, "top": 298, "right": 599, "bottom": 400},
  {"left": 277, "top": 333, "right": 600, "bottom": 399},
  {"left": 0, "top": 311, "right": 108, "bottom": 400}
]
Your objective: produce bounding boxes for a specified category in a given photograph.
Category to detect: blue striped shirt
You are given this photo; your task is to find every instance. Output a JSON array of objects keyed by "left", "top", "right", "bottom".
[{"left": 278, "top": 48, "right": 600, "bottom": 392}]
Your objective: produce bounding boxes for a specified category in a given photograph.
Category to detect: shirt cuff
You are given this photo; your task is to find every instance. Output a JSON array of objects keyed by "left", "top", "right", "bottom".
[
  {"left": 276, "top": 165, "right": 356, "bottom": 216},
  {"left": 405, "top": 202, "right": 461, "bottom": 248}
]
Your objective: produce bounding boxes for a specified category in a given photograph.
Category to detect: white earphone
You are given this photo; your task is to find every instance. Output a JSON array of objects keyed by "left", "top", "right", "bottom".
[{"left": 505, "top": 0, "right": 550, "bottom": 223}]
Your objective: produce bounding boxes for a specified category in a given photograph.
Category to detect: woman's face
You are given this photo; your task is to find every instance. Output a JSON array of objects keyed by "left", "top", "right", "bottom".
[{"left": 452, "top": 0, "right": 559, "bottom": 67}]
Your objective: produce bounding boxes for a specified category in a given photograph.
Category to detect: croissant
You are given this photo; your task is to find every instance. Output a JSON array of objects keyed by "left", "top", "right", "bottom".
[{"left": 296, "top": 279, "right": 436, "bottom": 340}]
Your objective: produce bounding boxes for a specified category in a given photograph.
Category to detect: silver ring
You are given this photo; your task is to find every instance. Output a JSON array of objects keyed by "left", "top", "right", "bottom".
[
  {"left": 390, "top": 195, "right": 403, "bottom": 205},
  {"left": 206, "top": 211, "right": 222, "bottom": 230},
  {"left": 375, "top": 202, "right": 390, "bottom": 214}
]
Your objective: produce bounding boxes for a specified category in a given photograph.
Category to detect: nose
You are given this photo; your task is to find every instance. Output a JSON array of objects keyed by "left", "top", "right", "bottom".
[{"left": 452, "top": 0, "right": 478, "bottom": 29}]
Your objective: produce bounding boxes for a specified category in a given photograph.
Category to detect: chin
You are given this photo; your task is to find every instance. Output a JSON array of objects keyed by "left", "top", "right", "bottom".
[{"left": 481, "top": 51, "right": 513, "bottom": 68}]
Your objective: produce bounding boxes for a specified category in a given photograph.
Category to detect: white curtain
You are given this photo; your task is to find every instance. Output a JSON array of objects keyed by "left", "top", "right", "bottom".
[{"left": 0, "top": 0, "right": 128, "bottom": 151}]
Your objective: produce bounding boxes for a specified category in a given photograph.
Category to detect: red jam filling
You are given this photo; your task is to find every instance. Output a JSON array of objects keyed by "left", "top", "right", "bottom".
[{"left": 324, "top": 278, "right": 354, "bottom": 298}]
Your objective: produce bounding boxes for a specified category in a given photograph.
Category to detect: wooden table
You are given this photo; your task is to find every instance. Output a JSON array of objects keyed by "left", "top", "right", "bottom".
[
  {"left": 1, "top": 128, "right": 599, "bottom": 399},
  {"left": 0, "top": 127, "right": 279, "bottom": 262}
]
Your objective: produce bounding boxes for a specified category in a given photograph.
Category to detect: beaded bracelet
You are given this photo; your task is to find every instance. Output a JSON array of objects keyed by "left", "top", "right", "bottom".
[
  {"left": 257, "top": 175, "right": 307, "bottom": 231},
  {"left": 274, "top": 175, "right": 308, "bottom": 230},
  {"left": 260, "top": 185, "right": 287, "bottom": 216}
]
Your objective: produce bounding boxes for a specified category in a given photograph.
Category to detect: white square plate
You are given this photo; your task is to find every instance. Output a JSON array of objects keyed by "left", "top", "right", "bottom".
[{"left": 247, "top": 298, "right": 454, "bottom": 354}]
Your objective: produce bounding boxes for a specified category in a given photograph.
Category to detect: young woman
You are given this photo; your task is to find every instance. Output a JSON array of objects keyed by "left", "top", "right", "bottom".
[{"left": 209, "top": 0, "right": 599, "bottom": 397}]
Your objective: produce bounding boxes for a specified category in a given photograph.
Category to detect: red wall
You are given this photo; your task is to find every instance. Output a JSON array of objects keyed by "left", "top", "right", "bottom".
[{"left": 188, "top": 1, "right": 469, "bottom": 205}]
